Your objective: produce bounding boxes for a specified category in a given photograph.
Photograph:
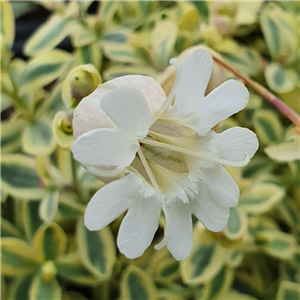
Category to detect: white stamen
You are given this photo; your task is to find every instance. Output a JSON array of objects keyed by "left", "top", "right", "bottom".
[
  {"left": 137, "top": 148, "right": 161, "bottom": 192},
  {"left": 139, "top": 138, "right": 250, "bottom": 167},
  {"left": 155, "top": 58, "right": 181, "bottom": 118}
]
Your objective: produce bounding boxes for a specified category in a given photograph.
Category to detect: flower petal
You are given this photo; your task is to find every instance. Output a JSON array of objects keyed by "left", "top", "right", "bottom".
[
  {"left": 164, "top": 201, "right": 193, "bottom": 261},
  {"left": 188, "top": 79, "right": 249, "bottom": 135},
  {"left": 101, "top": 87, "right": 155, "bottom": 138},
  {"left": 84, "top": 173, "right": 144, "bottom": 230},
  {"left": 72, "top": 128, "right": 139, "bottom": 169},
  {"left": 173, "top": 49, "right": 213, "bottom": 116},
  {"left": 190, "top": 165, "right": 239, "bottom": 232},
  {"left": 215, "top": 127, "right": 259, "bottom": 162},
  {"left": 73, "top": 75, "right": 166, "bottom": 139},
  {"left": 117, "top": 190, "right": 162, "bottom": 259}
]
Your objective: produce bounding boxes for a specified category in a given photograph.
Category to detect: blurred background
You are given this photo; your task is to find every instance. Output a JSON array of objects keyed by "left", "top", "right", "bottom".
[{"left": 1, "top": 1, "right": 299, "bottom": 300}]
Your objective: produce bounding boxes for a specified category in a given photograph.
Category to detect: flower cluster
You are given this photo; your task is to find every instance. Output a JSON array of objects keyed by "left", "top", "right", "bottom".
[{"left": 72, "top": 49, "right": 258, "bottom": 260}]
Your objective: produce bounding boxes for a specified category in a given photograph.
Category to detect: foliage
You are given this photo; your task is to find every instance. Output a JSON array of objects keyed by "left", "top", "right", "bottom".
[{"left": 1, "top": 1, "right": 299, "bottom": 299}]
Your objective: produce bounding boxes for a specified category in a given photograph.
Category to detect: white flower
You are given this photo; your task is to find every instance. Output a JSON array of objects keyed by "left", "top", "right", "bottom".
[{"left": 72, "top": 49, "right": 259, "bottom": 260}]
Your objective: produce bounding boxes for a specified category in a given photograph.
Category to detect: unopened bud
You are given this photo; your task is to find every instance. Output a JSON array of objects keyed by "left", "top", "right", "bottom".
[
  {"left": 53, "top": 111, "right": 74, "bottom": 150},
  {"left": 41, "top": 261, "right": 56, "bottom": 281},
  {"left": 62, "top": 64, "right": 102, "bottom": 109}
]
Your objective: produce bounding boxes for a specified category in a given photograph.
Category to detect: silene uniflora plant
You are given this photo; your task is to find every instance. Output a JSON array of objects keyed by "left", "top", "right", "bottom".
[{"left": 1, "top": 1, "right": 299, "bottom": 300}]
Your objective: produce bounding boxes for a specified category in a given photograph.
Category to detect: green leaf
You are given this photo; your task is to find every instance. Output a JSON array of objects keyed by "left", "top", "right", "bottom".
[
  {"left": 33, "top": 222, "right": 67, "bottom": 262},
  {"left": 19, "top": 49, "right": 71, "bottom": 95},
  {"left": 22, "top": 117, "right": 57, "bottom": 155},
  {"left": 1, "top": 1, "right": 15, "bottom": 50},
  {"left": 62, "top": 292, "right": 89, "bottom": 300},
  {"left": 22, "top": 200, "right": 44, "bottom": 240},
  {"left": 1, "top": 119, "right": 25, "bottom": 154},
  {"left": 56, "top": 253, "right": 100, "bottom": 285},
  {"left": 224, "top": 208, "right": 248, "bottom": 240},
  {"left": 120, "top": 265, "right": 157, "bottom": 300},
  {"left": 24, "top": 14, "right": 70, "bottom": 56},
  {"left": 265, "top": 135, "right": 300, "bottom": 162},
  {"left": 76, "top": 217, "right": 116, "bottom": 280},
  {"left": 1, "top": 217, "right": 22, "bottom": 238},
  {"left": 9, "top": 274, "right": 34, "bottom": 300},
  {"left": 239, "top": 183, "right": 284, "bottom": 215},
  {"left": 190, "top": 1, "right": 209, "bottom": 20},
  {"left": 223, "top": 48, "right": 261, "bottom": 76},
  {"left": 203, "top": 266, "right": 233, "bottom": 300},
  {"left": 1, "top": 154, "right": 44, "bottom": 199},
  {"left": 138, "top": 1, "right": 158, "bottom": 16},
  {"left": 180, "top": 230, "right": 227, "bottom": 285},
  {"left": 39, "top": 190, "right": 60, "bottom": 222},
  {"left": 75, "top": 43, "right": 102, "bottom": 70},
  {"left": 277, "top": 281, "right": 300, "bottom": 300},
  {"left": 265, "top": 63, "right": 296, "bottom": 94},
  {"left": 29, "top": 273, "right": 62, "bottom": 300},
  {"left": 153, "top": 258, "right": 179, "bottom": 283},
  {"left": 256, "top": 230, "right": 297, "bottom": 260},
  {"left": 253, "top": 109, "right": 284, "bottom": 145},
  {"left": 260, "top": 3, "right": 298, "bottom": 64},
  {"left": 1, "top": 237, "right": 38, "bottom": 277},
  {"left": 150, "top": 21, "right": 178, "bottom": 70}
]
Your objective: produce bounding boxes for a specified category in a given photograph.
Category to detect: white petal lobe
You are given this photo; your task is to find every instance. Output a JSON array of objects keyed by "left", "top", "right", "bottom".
[
  {"left": 117, "top": 191, "right": 161, "bottom": 259},
  {"left": 174, "top": 49, "right": 213, "bottom": 115},
  {"left": 190, "top": 80, "right": 249, "bottom": 135},
  {"left": 215, "top": 127, "right": 259, "bottom": 162},
  {"left": 84, "top": 173, "right": 144, "bottom": 230},
  {"left": 72, "top": 128, "right": 139, "bottom": 168},
  {"left": 165, "top": 201, "right": 193, "bottom": 261},
  {"left": 101, "top": 87, "right": 155, "bottom": 138}
]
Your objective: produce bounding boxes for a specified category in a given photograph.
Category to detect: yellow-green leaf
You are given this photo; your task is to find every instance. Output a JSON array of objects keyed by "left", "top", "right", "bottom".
[
  {"left": 24, "top": 14, "right": 70, "bottom": 56},
  {"left": 120, "top": 265, "right": 157, "bottom": 300},
  {"left": 1, "top": 1, "right": 15, "bottom": 49},
  {"left": 150, "top": 21, "right": 177, "bottom": 70},
  {"left": 1, "top": 119, "right": 25, "bottom": 154},
  {"left": 22, "top": 200, "right": 44, "bottom": 240},
  {"left": 22, "top": 117, "right": 57, "bottom": 155},
  {"left": 180, "top": 238, "right": 227, "bottom": 285},
  {"left": 203, "top": 266, "right": 233, "bottom": 300},
  {"left": 1, "top": 237, "right": 38, "bottom": 277},
  {"left": 223, "top": 48, "right": 261, "bottom": 76},
  {"left": 1, "top": 217, "right": 22, "bottom": 238},
  {"left": 39, "top": 190, "right": 60, "bottom": 222},
  {"left": 33, "top": 222, "right": 67, "bottom": 262},
  {"left": 56, "top": 253, "right": 100, "bottom": 285},
  {"left": 224, "top": 207, "right": 248, "bottom": 240},
  {"left": 277, "top": 281, "right": 300, "bottom": 300},
  {"left": 256, "top": 230, "right": 297, "bottom": 260},
  {"left": 265, "top": 135, "right": 300, "bottom": 162},
  {"left": 29, "top": 273, "right": 62, "bottom": 300},
  {"left": 62, "top": 292, "right": 89, "bottom": 300},
  {"left": 19, "top": 49, "right": 71, "bottom": 95},
  {"left": 1, "top": 154, "right": 44, "bottom": 199},
  {"left": 260, "top": 4, "right": 298, "bottom": 64},
  {"left": 265, "top": 62, "right": 296, "bottom": 94},
  {"left": 239, "top": 183, "right": 284, "bottom": 215},
  {"left": 77, "top": 217, "right": 116, "bottom": 280},
  {"left": 253, "top": 109, "right": 284, "bottom": 145},
  {"left": 9, "top": 274, "right": 34, "bottom": 300}
]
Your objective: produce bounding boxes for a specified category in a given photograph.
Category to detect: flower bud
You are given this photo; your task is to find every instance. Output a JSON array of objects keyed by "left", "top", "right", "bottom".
[
  {"left": 53, "top": 111, "right": 74, "bottom": 150},
  {"left": 210, "top": 1, "right": 237, "bottom": 35},
  {"left": 62, "top": 64, "right": 102, "bottom": 109},
  {"left": 41, "top": 261, "right": 56, "bottom": 281}
]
